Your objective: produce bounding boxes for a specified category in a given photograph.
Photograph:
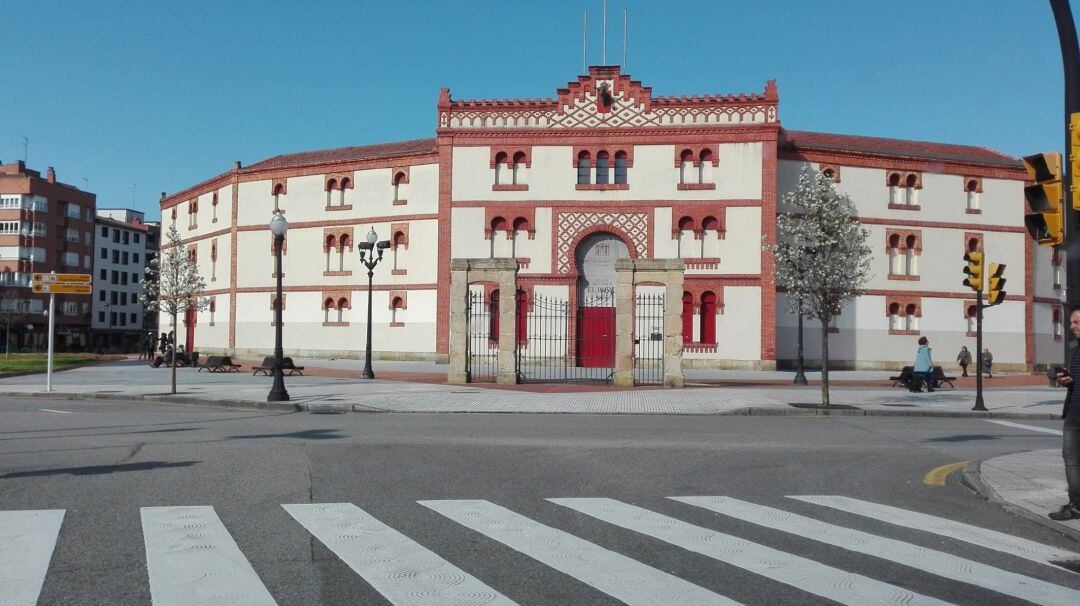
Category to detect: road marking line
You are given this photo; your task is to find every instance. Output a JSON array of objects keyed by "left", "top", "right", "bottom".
[
  {"left": 421, "top": 499, "right": 734, "bottom": 606},
  {"left": 922, "top": 461, "right": 968, "bottom": 486},
  {"left": 37, "top": 409, "right": 73, "bottom": 414},
  {"left": 284, "top": 503, "right": 516, "bottom": 606},
  {"left": 553, "top": 498, "right": 947, "bottom": 606},
  {"left": 0, "top": 509, "right": 65, "bottom": 606},
  {"left": 985, "top": 420, "right": 1063, "bottom": 436},
  {"left": 791, "top": 495, "right": 1080, "bottom": 566},
  {"left": 141, "top": 506, "right": 277, "bottom": 606},
  {"left": 675, "top": 496, "right": 1080, "bottom": 606}
]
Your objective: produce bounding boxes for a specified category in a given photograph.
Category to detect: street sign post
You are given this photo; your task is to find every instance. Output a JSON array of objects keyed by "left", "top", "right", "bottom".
[{"left": 29, "top": 272, "right": 92, "bottom": 391}]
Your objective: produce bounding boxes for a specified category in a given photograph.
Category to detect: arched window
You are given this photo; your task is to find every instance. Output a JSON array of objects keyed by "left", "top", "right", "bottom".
[
  {"left": 273, "top": 183, "right": 285, "bottom": 212},
  {"left": 967, "top": 304, "right": 978, "bottom": 333},
  {"left": 822, "top": 168, "right": 835, "bottom": 180},
  {"left": 682, "top": 292, "right": 694, "bottom": 344},
  {"left": 577, "top": 152, "right": 591, "bottom": 184},
  {"left": 337, "top": 297, "right": 348, "bottom": 323},
  {"left": 325, "top": 235, "right": 336, "bottom": 271},
  {"left": 966, "top": 179, "right": 980, "bottom": 211},
  {"left": 888, "top": 302, "right": 902, "bottom": 330},
  {"left": 887, "top": 173, "right": 901, "bottom": 205},
  {"left": 393, "top": 172, "right": 406, "bottom": 201},
  {"left": 324, "top": 298, "right": 335, "bottom": 323},
  {"left": 494, "top": 152, "right": 508, "bottom": 185},
  {"left": 679, "top": 149, "right": 694, "bottom": 184},
  {"left": 212, "top": 193, "right": 219, "bottom": 221},
  {"left": 887, "top": 234, "right": 901, "bottom": 274},
  {"left": 905, "top": 303, "right": 918, "bottom": 331},
  {"left": 340, "top": 178, "right": 350, "bottom": 205},
  {"left": 967, "top": 237, "right": 980, "bottom": 253},
  {"left": 677, "top": 216, "right": 695, "bottom": 258},
  {"left": 1054, "top": 306, "right": 1063, "bottom": 339},
  {"left": 596, "top": 151, "right": 610, "bottom": 185},
  {"left": 904, "top": 174, "right": 919, "bottom": 206},
  {"left": 700, "top": 292, "right": 717, "bottom": 344},
  {"left": 326, "top": 179, "right": 338, "bottom": 206},
  {"left": 512, "top": 151, "right": 526, "bottom": 185},
  {"left": 511, "top": 217, "right": 529, "bottom": 258},
  {"left": 392, "top": 231, "right": 406, "bottom": 270},
  {"left": 698, "top": 149, "right": 713, "bottom": 184},
  {"left": 904, "top": 234, "right": 917, "bottom": 276},
  {"left": 614, "top": 151, "right": 628, "bottom": 184},
  {"left": 338, "top": 234, "right": 350, "bottom": 271},
  {"left": 391, "top": 296, "right": 404, "bottom": 324}
]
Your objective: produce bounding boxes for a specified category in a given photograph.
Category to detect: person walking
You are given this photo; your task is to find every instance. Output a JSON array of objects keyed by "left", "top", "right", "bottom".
[
  {"left": 909, "top": 337, "right": 935, "bottom": 393},
  {"left": 158, "top": 332, "right": 168, "bottom": 355},
  {"left": 983, "top": 347, "right": 994, "bottom": 378},
  {"left": 141, "top": 333, "right": 153, "bottom": 361},
  {"left": 1050, "top": 305, "right": 1080, "bottom": 521},
  {"left": 956, "top": 346, "right": 971, "bottom": 377}
]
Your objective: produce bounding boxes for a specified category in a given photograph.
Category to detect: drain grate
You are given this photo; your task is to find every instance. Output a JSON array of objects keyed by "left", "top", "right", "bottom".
[{"left": 788, "top": 403, "right": 860, "bottom": 410}]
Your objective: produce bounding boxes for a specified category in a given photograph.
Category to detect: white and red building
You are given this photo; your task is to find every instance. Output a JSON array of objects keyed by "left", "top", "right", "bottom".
[{"left": 160, "top": 66, "right": 1057, "bottom": 372}]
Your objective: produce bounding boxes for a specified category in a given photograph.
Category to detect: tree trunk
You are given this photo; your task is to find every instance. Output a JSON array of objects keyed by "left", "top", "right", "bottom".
[
  {"left": 170, "top": 310, "right": 177, "bottom": 395},
  {"left": 4, "top": 327, "right": 9, "bottom": 358},
  {"left": 820, "top": 315, "right": 830, "bottom": 408}
]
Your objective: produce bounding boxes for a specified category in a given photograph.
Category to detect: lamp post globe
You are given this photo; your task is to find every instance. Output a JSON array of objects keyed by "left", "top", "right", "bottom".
[{"left": 267, "top": 212, "right": 290, "bottom": 402}]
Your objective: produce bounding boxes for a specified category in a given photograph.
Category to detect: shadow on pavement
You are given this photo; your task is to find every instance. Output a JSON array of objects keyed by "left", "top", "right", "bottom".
[
  {"left": 2, "top": 460, "right": 197, "bottom": 478},
  {"left": 227, "top": 429, "right": 344, "bottom": 441}
]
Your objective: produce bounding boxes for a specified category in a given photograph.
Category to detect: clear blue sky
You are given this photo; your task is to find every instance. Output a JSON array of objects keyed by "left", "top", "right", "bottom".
[{"left": 0, "top": 1, "right": 1073, "bottom": 218}]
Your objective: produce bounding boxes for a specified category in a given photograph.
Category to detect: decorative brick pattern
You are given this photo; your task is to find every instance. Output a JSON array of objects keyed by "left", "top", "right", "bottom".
[{"left": 556, "top": 212, "right": 649, "bottom": 273}]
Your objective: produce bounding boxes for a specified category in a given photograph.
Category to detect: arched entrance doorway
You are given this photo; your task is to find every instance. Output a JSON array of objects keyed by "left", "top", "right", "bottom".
[{"left": 574, "top": 232, "right": 628, "bottom": 367}]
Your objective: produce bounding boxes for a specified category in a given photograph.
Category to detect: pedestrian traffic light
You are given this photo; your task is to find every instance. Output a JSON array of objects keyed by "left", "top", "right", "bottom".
[
  {"left": 963, "top": 251, "right": 984, "bottom": 292},
  {"left": 1070, "top": 113, "right": 1080, "bottom": 210},
  {"left": 986, "top": 263, "right": 1006, "bottom": 306},
  {"left": 1023, "top": 152, "right": 1064, "bottom": 246}
]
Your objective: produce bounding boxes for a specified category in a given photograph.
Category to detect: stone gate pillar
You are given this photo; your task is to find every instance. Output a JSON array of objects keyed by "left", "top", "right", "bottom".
[
  {"left": 448, "top": 258, "right": 519, "bottom": 385},
  {"left": 612, "top": 259, "right": 685, "bottom": 388}
]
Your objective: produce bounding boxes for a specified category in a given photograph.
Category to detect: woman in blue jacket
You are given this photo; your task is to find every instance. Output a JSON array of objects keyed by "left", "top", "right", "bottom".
[{"left": 910, "top": 337, "right": 934, "bottom": 393}]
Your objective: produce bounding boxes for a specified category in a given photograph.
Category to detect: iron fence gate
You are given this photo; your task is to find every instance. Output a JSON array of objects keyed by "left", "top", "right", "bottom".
[
  {"left": 633, "top": 292, "right": 665, "bottom": 385},
  {"left": 465, "top": 290, "right": 498, "bottom": 382},
  {"left": 517, "top": 289, "right": 616, "bottom": 383}
]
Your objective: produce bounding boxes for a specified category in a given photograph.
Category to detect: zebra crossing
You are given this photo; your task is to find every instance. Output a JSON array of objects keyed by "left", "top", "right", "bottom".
[{"left": 2, "top": 496, "right": 1079, "bottom": 606}]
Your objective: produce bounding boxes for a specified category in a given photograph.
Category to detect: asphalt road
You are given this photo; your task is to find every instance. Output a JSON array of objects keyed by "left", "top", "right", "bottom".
[{"left": 1, "top": 397, "right": 1079, "bottom": 605}]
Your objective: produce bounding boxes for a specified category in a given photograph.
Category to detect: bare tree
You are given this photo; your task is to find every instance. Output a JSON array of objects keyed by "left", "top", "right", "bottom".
[
  {"left": 769, "top": 169, "right": 873, "bottom": 407},
  {"left": 0, "top": 285, "right": 27, "bottom": 358},
  {"left": 139, "top": 226, "right": 208, "bottom": 394}
]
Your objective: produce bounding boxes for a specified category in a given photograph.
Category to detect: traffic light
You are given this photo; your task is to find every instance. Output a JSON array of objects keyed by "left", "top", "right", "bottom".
[
  {"left": 1070, "top": 113, "right": 1080, "bottom": 211},
  {"left": 963, "top": 251, "right": 984, "bottom": 292},
  {"left": 986, "top": 263, "right": 1007, "bottom": 306},
  {"left": 1023, "top": 152, "right": 1064, "bottom": 246}
]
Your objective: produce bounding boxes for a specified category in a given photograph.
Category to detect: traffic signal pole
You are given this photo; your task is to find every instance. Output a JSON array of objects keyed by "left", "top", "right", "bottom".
[
  {"left": 974, "top": 292, "right": 987, "bottom": 411},
  {"left": 1051, "top": 0, "right": 1080, "bottom": 318}
]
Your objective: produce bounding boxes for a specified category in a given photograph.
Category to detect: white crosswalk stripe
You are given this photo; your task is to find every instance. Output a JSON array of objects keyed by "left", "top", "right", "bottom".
[
  {"left": 791, "top": 495, "right": 1080, "bottom": 566},
  {"left": 674, "top": 496, "right": 1080, "bottom": 606},
  {"left": 0, "top": 509, "right": 65, "bottom": 606},
  {"left": 141, "top": 506, "right": 277, "bottom": 606},
  {"left": 420, "top": 499, "right": 738, "bottom": 606},
  {"left": 551, "top": 498, "right": 949, "bottom": 606},
  {"left": 283, "top": 502, "right": 517, "bottom": 606}
]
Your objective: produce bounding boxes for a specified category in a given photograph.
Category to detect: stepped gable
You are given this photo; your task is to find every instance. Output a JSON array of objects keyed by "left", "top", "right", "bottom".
[
  {"left": 780, "top": 129, "right": 1024, "bottom": 170},
  {"left": 438, "top": 66, "right": 779, "bottom": 129},
  {"left": 245, "top": 137, "right": 437, "bottom": 171}
]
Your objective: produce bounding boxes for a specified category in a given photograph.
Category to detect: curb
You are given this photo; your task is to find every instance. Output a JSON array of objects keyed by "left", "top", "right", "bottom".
[
  {"left": 960, "top": 459, "right": 1080, "bottom": 544},
  {"left": 0, "top": 358, "right": 125, "bottom": 380},
  {"left": 0, "top": 391, "right": 1065, "bottom": 419}
]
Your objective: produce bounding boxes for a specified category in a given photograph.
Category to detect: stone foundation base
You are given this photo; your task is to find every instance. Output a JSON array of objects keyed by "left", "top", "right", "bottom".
[
  {"left": 775, "top": 359, "right": 1032, "bottom": 373},
  {"left": 683, "top": 359, "right": 777, "bottom": 371}
]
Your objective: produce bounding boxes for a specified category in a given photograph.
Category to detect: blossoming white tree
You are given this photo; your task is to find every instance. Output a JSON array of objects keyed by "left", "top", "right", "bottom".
[
  {"left": 770, "top": 169, "right": 872, "bottom": 407},
  {"left": 139, "top": 226, "right": 208, "bottom": 394}
]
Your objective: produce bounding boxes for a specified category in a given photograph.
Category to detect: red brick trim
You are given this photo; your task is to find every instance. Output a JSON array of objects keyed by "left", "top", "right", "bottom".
[
  {"left": 323, "top": 270, "right": 352, "bottom": 277},
  {"left": 673, "top": 146, "right": 718, "bottom": 167},
  {"left": 888, "top": 329, "right": 921, "bottom": 336},
  {"left": 492, "top": 184, "right": 529, "bottom": 191},
  {"left": 760, "top": 130, "right": 779, "bottom": 362},
  {"left": 435, "top": 137, "right": 452, "bottom": 356},
  {"left": 269, "top": 233, "right": 287, "bottom": 255},
  {"left": 270, "top": 293, "right": 286, "bottom": 310},
  {"left": 962, "top": 300, "right": 978, "bottom": 318},
  {"left": 391, "top": 166, "right": 410, "bottom": 185},
  {"left": 490, "top": 147, "right": 532, "bottom": 168},
  {"left": 865, "top": 288, "right": 1023, "bottom": 301},
  {"left": 779, "top": 148, "right": 1026, "bottom": 180},
  {"left": 453, "top": 199, "right": 760, "bottom": 209},
  {"left": 963, "top": 232, "right": 984, "bottom": 253},
  {"left": 965, "top": 208, "right": 983, "bottom": 215},
  {"left": 321, "top": 290, "right": 351, "bottom": 310},
  {"left": 271, "top": 179, "right": 287, "bottom": 196},
  {"left": 963, "top": 176, "right": 983, "bottom": 193},
  {"left": 671, "top": 206, "right": 726, "bottom": 239},
  {"left": 887, "top": 274, "right": 920, "bottom": 281},
  {"left": 323, "top": 226, "right": 354, "bottom": 252},
  {"left": 853, "top": 217, "right": 1023, "bottom": 234},
  {"left": 222, "top": 214, "right": 438, "bottom": 234},
  {"left": 676, "top": 183, "right": 716, "bottom": 191},
  {"left": 323, "top": 321, "right": 351, "bottom": 327},
  {"left": 1025, "top": 229, "right": 1035, "bottom": 367},
  {"left": 484, "top": 206, "right": 536, "bottom": 239},
  {"left": 325, "top": 205, "right": 354, "bottom": 212},
  {"left": 887, "top": 203, "right": 921, "bottom": 211},
  {"left": 324, "top": 172, "right": 355, "bottom": 191},
  {"left": 390, "top": 222, "right": 409, "bottom": 249},
  {"left": 391, "top": 268, "right": 408, "bottom": 275},
  {"left": 820, "top": 165, "right": 841, "bottom": 182},
  {"left": 576, "top": 183, "right": 630, "bottom": 191},
  {"left": 885, "top": 170, "right": 922, "bottom": 189},
  {"left": 885, "top": 229, "right": 922, "bottom": 253},
  {"left": 392, "top": 199, "right": 408, "bottom": 206},
  {"left": 229, "top": 174, "right": 239, "bottom": 349},
  {"left": 885, "top": 295, "right": 922, "bottom": 317},
  {"left": 389, "top": 322, "right": 405, "bottom": 327},
  {"left": 388, "top": 290, "right": 407, "bottom": 310}
]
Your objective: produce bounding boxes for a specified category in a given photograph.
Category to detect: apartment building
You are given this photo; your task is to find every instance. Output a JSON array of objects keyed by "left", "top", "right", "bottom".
[
  {"left": 0, "top": 161, "right": 95, "bottom": 352},
  {"left": 91, "top": 208, "right": 154, "bottom": 351}
]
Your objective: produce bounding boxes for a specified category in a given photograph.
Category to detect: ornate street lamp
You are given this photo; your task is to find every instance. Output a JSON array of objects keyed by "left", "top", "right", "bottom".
[
  {"left": 267, "top": 212, "right": 290, "bottom": 402},
  {"left": 358, "top": 227, "right": 391, "bottom": 379}
]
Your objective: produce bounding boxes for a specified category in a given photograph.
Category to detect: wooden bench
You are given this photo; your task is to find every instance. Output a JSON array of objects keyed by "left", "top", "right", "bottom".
[
  {"left": 252, "top": 356, "right": 305, "bottom": 376},
  {"left": 197, "top": 355, "right": 225, "bottom": 372},
  {"left": 889, "top": 366, "right": 913, "bottom": 388}
]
